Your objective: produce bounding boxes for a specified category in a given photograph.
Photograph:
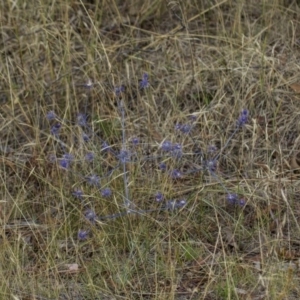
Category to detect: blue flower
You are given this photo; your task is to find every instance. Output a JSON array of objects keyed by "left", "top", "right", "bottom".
[
  {"left": 226, "top": 193, "right": 239, "bottom": 205},
  {"left": 50, "top": 123, "right": 61, "bottom": 136},
  {"left": 46, "top": 111, "right": 56, "bottom": 120},
  {"left": 85, "top": 152, "right": 95, "bottom": 162},
  {"left": 82, "top": 133, "right": 90, "bottom": 142},
  {"left": 175, "top": 123, "right": 193, "bottom": 134},
  {"left": 165, "top": 199, "right": 186, "bottom": 210},
  {"left": 118, "top": 149, "right": 131, "bottom": 163},
  {"left": 84, "top": 209, "right": 97, "bottom": 222},
  {"left": 237, "top": 109, "right": 249, "bottom": 127},
  {"left": 78, "top": 229, "right": 89, "bottom": 240},
  {"left": 63, "top": 153, "right": 74, "bottom": 161},
  {"left": 59, "top": 153, "right": 74, "bottom": 169},
  {"left": 239, "top": 198, "right": 246, "bottom": 206},
  {"left": 72, "top": 189, "right": 83, "bottom": 200},
  {"left": 60, "top": 159, "right": 70, "bottom": 169},
  {"left": 86, "top": 174, "right": 100, "bottom": 186},
  {"left": 169, "top": 169, "right": 182, "bottom": 179},
  {"left": 101, "top": 187, "right": 112, "bottom": 197},
  {"left": 159, "top": 162, "right": 167, "bottom": 171},
  {"left": 171, "top": 143, "right": 183, "bottom": 158},
  {"left": 114, "top": 85, "right": 125, "bottom": 96},
  {"left": 205, "top": 159, "right": 217, "bottom": 173},
  {"left": 161, "top": 140, "right": 173, "bottom": 152},
  {"left": 139, "top": 73, "right": 149, "bottom": 89},
  {"left": 101, "top": 141, "right": 111, "bottom": 152},
  {"left": 131, "top": 137, "right": 139, "bottom": 145},
  {"left": 155, "top": 192, "right": 164, "bottom": 202},
  {"left": 77, "top": 113, "right": 88, "bottom": 127}
]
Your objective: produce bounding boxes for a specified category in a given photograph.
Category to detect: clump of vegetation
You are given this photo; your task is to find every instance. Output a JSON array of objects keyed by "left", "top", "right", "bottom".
[{"left": 1, "top": 0, "right": 300, "bottom": 299}]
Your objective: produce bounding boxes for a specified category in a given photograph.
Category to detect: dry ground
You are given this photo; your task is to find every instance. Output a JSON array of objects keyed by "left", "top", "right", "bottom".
[{"left": 2, "top": 0, "right": 300, "bottom": 299}]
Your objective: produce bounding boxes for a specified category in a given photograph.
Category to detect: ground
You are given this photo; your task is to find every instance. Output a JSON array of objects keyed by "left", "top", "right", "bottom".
[{"left": 1, "top": 0, "right": 300, "bottom": 299}]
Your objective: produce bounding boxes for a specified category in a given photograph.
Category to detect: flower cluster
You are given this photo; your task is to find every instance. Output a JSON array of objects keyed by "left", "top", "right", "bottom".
[{"left": 45, "top": 72, "right": 249, "bottom": 241}]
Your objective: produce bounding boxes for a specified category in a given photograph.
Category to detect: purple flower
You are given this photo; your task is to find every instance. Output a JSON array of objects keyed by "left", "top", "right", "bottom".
[
  {"left": 72, "top": 189, "right": 84, "bottom": 200},
  {"left": 155, "top": 192, "right": 164, "bottom": 202},
  {"left": 101, "top": 187, "right": 112, "bottom": 197},
  {"left": 82, "top": 133, "right": 89, "bottom": 142},
  {"left": 131, "top": 137, "right": 139, "bottom": 145},
  {"left": 239, "top": 198, "right": 246, "bottom": 206},
  {"left": 175, "top": 123, "right": 182, "bottom": 131},
  {"left": 77, "top": 113, "right": 88, "bottom": 127},
  {"left": 114, "top": 85, "right": 125, "bottom": 96},
  {"left": 84, "top": 209, "right": 97, "bottom": 222},
  {"left": 226, "top": 193, "right": 239, "bottom": 205},
  {"left": 237, "top": 109, "right": 249, "bottom": 127},
  {"left": 171, "top": 143, "right": 183, "bottom": 158},
  {"left": 118, "top": 149, "right": 131, "bottom": 163},
  {"left": 63, "top": 153, "right": 74, "bottom": 161},
  {"left": 60, "top": 159, "right": 70, "bottom": 169},
  {"left": 166, "top": 199, "right": 187, "bottom": 210},
  {"left": 169, "top": 169, "right": 182, "bottom": 179},
  {"left": 139, "top": 73, "right": 149, "bottom": 89},
  {"left": 226, "top": 194, "right": 245, "bottom": 206},
  {"left": 85, "top": 152, "right": 95, "bottom": 162},
  {"left": 159, "top": 162, "right": 167, "bottom": 171},
  {"left": 46, "top": 111, "right": 56, "bottom": 120},
  {"left": 59, "top": 153, "right": 74, "bottom": 169},
  {"left": 78, "top": 229, "right": 89, "bottom": 240},
  {"left": 175, "top": 124, "right": 193, "bottom": 134},
  {"left": 101, "top": 141, "right": 111, "bottom": 152},
  {"left": 51, "top": 123, "right": 61, "bottom": 136},
  {"left": 161, "top": 140, "right": 173, "bottom": 152},
  {"left": 86, "top": 174, "right": 100, "bottom": 186},
  {"left": 205, "top": 159, "right": 217, "bottom": 173}
]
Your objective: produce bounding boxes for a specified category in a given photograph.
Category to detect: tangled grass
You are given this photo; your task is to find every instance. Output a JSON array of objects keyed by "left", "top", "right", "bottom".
[{"left": 1, "top": 0, "right": 300, "bottom": 299}]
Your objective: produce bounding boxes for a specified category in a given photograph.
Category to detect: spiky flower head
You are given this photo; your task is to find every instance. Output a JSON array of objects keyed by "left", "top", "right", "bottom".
[
  {"left": 114, "top": 85, "right": 125, "bottom": 97},
  {"left": 175, "top": 123, "right": 193, "bottom": 134},
  {"left": 161, "top": 140, "right": 173, "bottom": 152},
  {"left": 78, "top": 230, "right": 89, "bottom": 240},
  {"left": 155, "top": 192, "right": 164, "bottom": 202},
  {"left": 46, "top": 111, "right": 56, "bottom": 121},
  {"left": 171, "top": 143, "right": 183, "bottom": 158},
  {"left": 237, "top": 109, "right": 249, "bottom": 127},
  {"left": 72, "top": 189, "right": 84, "bottom": 200},
  {"left": 169, "top": 169, "right": 182, "bottom": 179},
  {"left": 59, "top": 153, "right": 74, "bottom": 169},
  {"left": 139, "top": 73, "right": 149, "bottom": 89},
  {"left": 85, "top": 152, "right": 95, "bottom": 162},
  {"left": 118, "top": 149, "right": 131, "bottom": 163},
  {"left": 101, "top": 187, "right": 112, "bottom": 197},
  {"left": 84, "top": 209, "right": 97, "bottom": 222},
  {"left": 50, "top": 123, "right": 61, "bottom": 136},
  {"left": 86, "top": 174, "right": 100, "bottom": 186}
]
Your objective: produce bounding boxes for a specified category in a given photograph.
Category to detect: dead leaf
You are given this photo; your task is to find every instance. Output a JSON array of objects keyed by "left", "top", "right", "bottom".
[
  {"left": 66, "top": 263, "right": 79, "bottom": 271},
  {"left": 290, "top": 82, "right": 300, "bottom": 93},
  {"left": 59, "top": 263, "right": 80, "bottom": 274}
]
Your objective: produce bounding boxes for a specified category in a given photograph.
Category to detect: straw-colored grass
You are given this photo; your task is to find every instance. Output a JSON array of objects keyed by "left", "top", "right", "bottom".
[{"left": 1, "top": 0, "right": 300, "bottom": 299}]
